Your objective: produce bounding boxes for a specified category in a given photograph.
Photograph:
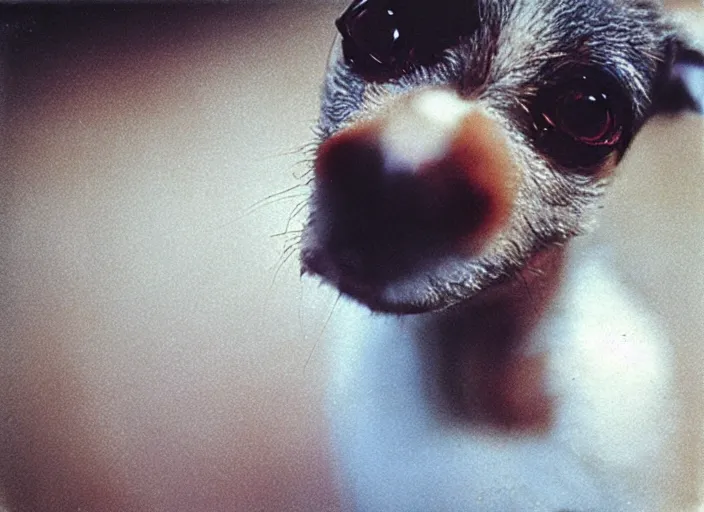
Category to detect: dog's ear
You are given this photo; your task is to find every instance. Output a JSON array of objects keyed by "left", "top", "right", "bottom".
[{"left": 653, "top": 28, "right": 704, "bottom": 114}]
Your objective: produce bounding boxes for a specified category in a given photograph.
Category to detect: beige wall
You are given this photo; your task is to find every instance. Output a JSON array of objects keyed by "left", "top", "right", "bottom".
[{"left": 0, "top": 5, "right": 343, "bottom": 511}]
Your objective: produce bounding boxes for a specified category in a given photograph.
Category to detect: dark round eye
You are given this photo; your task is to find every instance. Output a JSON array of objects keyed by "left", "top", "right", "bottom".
[
  {"left": 336, "top": 0, "right": 479, "bottom": 79},
  {"left": 533, "top": 69, "right": 631, "bottom": 170},
  {"left": 552, "top": 88, "right": 621, "bottom": 146},
  {"left": 336, "top": 1, "right": 407, "bottom": 70}
]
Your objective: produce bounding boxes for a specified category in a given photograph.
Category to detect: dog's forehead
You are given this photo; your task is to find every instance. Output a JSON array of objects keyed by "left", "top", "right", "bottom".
[
  {"left": 489, "top": 0, "right": 664, "bottom": 41},
  {"left": 464, "top": 0, "right": 668, "bottom": 109},
  {"left": 490, "top": 0, "right": 666, "bottom": 76}
]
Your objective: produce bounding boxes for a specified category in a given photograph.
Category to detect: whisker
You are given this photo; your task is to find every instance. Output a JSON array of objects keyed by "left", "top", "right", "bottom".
[
  {"left": 257, "top": 128, "right": 320, "bottom": 161},
  {"left": 264, "top": 244, "right": 299, "bottom": 307},
  {"left": 271, "top": 229, "right": 303, "bottom": 239},
  {"left": 281, "top": 236, "right": 303, "bottom": 257},
  {"left": 239, "top": 186, "right": 308, "bottom": 218},
  {"left": 283, "top": 199, "right": 309, "bottom": 234},
  {"left": 304, "top": 292, "right": 342, "bottom": 372}
]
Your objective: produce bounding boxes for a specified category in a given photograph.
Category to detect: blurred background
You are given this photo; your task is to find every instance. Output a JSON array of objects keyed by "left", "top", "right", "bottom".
[{"left": 0, "top": 1, "right": 701, "bottom": 511}]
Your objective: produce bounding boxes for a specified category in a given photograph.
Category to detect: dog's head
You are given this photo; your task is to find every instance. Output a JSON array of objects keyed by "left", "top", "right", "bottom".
[{"left": 301, "top": 0, "right": 704, "bottom": 313}]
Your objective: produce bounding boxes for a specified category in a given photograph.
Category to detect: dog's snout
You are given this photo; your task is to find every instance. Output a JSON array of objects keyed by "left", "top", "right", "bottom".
[
  {"left": 309, "top": 90, "right": 518, "bottom": 291},
  {"left": 316, "top": 90, "right": 516, "bottom": 252}
]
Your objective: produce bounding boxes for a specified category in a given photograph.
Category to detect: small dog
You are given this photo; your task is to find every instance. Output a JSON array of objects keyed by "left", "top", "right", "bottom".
[{"left": 301, "top": 1, "right": 704, "bottom": 510}]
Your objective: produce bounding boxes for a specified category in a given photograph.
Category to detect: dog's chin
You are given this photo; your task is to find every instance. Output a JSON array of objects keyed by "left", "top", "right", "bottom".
[
  {"left": 313, "top": 275, "right": 453, "bottom": 315},
  {"left": 335, "top": 274, "right": 450, "bottom": 315},
  {"left": 301, "top": 241, "right": 566, "bottom": 315},
  {"left": 301, "top": 248, "right": 495, "bottom": 315}
]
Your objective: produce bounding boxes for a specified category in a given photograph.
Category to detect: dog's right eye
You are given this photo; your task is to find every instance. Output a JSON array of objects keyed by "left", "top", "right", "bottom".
[{"left": 336, "top": 0, "right": 479, "bottom": 79}]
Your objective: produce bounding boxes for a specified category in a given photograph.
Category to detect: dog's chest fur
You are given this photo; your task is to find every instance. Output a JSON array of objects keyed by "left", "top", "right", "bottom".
[{"left": 325, "top": 246, "right": 674, "bottom": 511}]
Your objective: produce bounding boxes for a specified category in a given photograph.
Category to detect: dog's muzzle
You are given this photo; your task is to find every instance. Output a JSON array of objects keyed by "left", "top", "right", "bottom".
[{"left": 303, "top": 89, "right": 518, "bottom": 305}]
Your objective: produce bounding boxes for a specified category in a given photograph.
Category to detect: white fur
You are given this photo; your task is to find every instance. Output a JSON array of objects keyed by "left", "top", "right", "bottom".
[
  {"left": 381, "top": 90, "right": 474, "bottom": 171},
  {"left": 324, "top": 243, "right": 675, "bottom": 512}
]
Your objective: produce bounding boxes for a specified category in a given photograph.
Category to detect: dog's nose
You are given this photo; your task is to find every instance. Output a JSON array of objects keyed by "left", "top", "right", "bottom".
[{"left": 315, "top": 89, "right": 517, "bottom": 257}]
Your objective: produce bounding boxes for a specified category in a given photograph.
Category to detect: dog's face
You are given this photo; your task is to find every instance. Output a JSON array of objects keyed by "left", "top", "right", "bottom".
[{"left": 301, "top": 0, "right": 701, "bottom": 313}]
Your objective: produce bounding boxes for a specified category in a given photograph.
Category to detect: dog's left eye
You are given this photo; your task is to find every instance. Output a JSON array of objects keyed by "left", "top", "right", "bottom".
[
  {"left": 533, "top": 69, "right": 632, "bottom": 169},
  {"left": 553, "top": 90, "right": 621, "bottom": 146},
  {"left": 336, "top": 0, "right": 479, "bottom": 79},
  {"left": 543, "top": 74, "right": 623, "bottom": 147}
]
